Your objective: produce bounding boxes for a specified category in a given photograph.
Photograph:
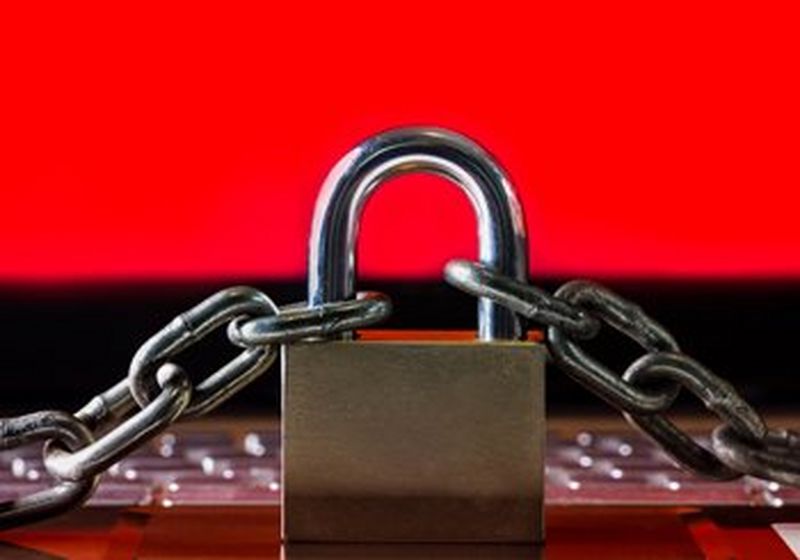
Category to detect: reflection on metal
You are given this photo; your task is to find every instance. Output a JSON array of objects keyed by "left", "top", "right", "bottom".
[{"left": 308, "top": 126, "right": 529, "bottom": 341}]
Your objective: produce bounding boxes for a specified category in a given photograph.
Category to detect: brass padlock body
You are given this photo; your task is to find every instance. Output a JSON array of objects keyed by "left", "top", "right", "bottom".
[{"left": 282, "top": 337, "right": 545, "bottom": 543}]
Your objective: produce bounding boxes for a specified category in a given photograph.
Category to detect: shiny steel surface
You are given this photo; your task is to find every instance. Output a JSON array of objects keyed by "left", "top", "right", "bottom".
[
  {"left": 713, "top": 425, "right": 800, "bottom": 486},
  {"left": 547, "top": 280, "right": 682, "bottom": 414},
  {"left": 444, "top": 260, "right": 681, "bottom": 413},
  {"left": 308, "top": 127, "right": 528, "bottom": 341},
  {"left": 623, "top": 352, "right": 765, "bottom": 480},
  {"left": 75, "top": 378, "right": 137, "bottom": 433},
  {"left": 128, "top": 286, "right": 279, "bottom": 415},
  {"left": 445, "top": 260, "right": 599, "bottom": 340},
  {"left": 282, "top": 340, "right": 545, "bottom": 542},
  {"left": 44, "top": 364, "right": 192, "bottom": 482},
  {"left": 228, "top": 292, "right": 392, "bottom": 346}
]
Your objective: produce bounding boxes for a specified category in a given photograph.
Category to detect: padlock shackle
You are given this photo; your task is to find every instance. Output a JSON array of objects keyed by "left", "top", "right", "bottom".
[{"left": 308, "top": 127, "right": 529, "bottom": 341}]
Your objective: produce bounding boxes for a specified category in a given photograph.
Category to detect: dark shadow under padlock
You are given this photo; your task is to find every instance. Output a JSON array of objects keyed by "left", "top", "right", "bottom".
[
  {"left": 283, "top": 542, "right": 544, "bottom": 560},
  {"left": 282, "top": 128, "right": 545, "bottom": 543}
]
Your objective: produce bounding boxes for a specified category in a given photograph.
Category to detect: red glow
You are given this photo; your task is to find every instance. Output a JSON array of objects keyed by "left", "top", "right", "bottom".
[{"left": 1, "top": 3, "right": 799, "bottom": 281}]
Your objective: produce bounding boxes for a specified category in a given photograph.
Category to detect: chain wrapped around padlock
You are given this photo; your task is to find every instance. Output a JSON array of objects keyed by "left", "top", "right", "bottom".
[
  {"left": 444, "top": 258, "right": 800, "bottom": 486},
  {"left": 0, "top": 126, "right": 798, "bottom": 535},
  {"left": 0, "top": 286, "right": 390, "bottom": 530}
]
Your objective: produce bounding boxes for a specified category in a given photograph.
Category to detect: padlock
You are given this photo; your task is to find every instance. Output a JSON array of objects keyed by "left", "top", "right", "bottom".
[{"left": 282, "top": 128, "right": 545, "bottom": 543}]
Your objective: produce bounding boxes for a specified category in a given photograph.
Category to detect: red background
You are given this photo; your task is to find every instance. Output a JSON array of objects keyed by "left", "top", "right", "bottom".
[{"left": 2, "top": 3, "right": 799, "bottom": 282}]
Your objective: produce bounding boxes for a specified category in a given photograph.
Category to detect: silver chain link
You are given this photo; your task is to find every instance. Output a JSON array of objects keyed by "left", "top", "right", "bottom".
[
  {"left": 0, "top": 411, "right": 98, "bottom": 529},
  {"left": 0, "top": 286, "right": 390, "bottom": 529},
  {"left": 228, "top": 292, "right": 391, "bottom": 346},
  {"left": 445, "top": 259, "right": 800, "bottom": 485}
]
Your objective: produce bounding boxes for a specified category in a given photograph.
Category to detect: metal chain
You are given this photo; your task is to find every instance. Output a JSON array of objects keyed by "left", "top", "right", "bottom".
[
  {"left": 445, "top": 259, "right": 800, "bottom": 485},
  {"left": 0, "top": 286, "right": 391, "bottom": 529},
  {"left": 228, "top": 292, "right": 391, "bottom": 346},
  {"left": 2, "top": 259, "right": 798, "bottom": 528},
  {"left": 0, "top": 411, "right": 98, "bottom": 529}
]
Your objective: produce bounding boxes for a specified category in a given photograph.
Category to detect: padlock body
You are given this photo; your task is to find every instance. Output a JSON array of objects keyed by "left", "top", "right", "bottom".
[{"left": 282, "top": 336, "right": 545, "bottom": 543}]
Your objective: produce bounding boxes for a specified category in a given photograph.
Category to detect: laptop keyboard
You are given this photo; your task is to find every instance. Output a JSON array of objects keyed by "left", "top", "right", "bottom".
[{"left": 2, "top": 428, "right": 797, "bottom": 508}]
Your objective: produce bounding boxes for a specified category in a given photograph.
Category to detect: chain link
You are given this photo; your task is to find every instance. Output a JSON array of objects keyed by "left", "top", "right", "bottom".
[
  {"left": 713, "top": 426, "right": 800, "bottom": 486},
  {"left": 443, "top": 259, "right": 599, "bottom": 339},
  {"left": 546, "top": 280, "right": 683, "bottom": 414},
  {"left": 128, "top": 286, "right": 280, "bottom": 416},
  {"left": 0, "top": 411, "right": 99, "bottom": 529},
  {"left": 447, "top": 260, "right": 682, "bottom": 413},
  {"left": 622, "top": 352, "right": 765, "bottom": 480},
  {"left": 0, "top": 286, "right": 390, "bottom": 529},
  {"left": 228, "top": 291, "right": 392, "bottom": 346},
  {"left": 445, "top": 258, "right": 800, "bottom": 486},
  {"left": 44, "top": 364, "right": 192, "bottom": 482}
]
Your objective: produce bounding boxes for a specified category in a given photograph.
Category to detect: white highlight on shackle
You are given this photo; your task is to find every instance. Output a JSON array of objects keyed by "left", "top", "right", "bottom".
[{"left": 308, "top": 127, "right": 529, "bottom": 341}]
